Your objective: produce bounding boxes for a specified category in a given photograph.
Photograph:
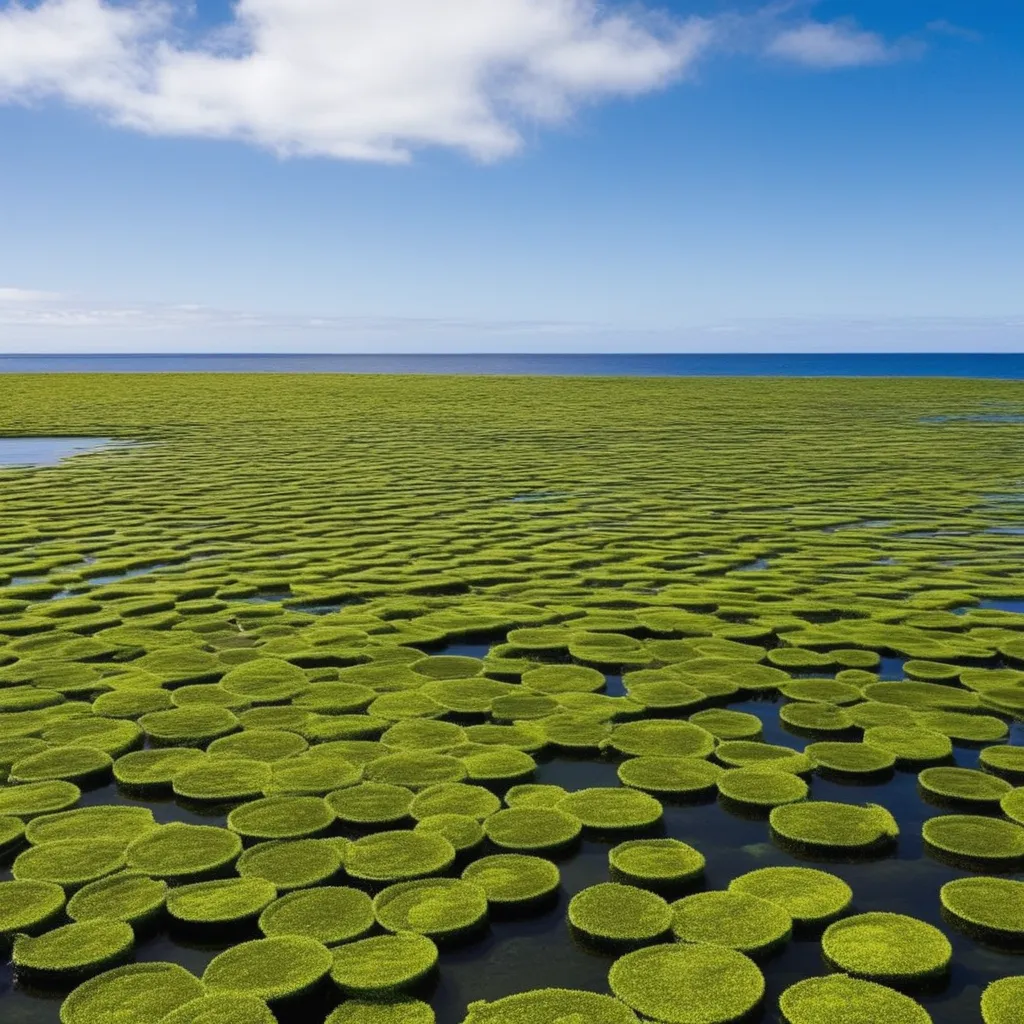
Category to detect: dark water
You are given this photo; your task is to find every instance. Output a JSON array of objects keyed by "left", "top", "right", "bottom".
[
  {"left": 3, "top": 354, "right": 1024, "bottom": 377},
  {"left": 0, "top": 437, "right": 117, "bottom": 467}
]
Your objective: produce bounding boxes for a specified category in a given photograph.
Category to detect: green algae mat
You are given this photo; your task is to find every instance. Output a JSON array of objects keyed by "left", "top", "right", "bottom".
[{"left": 0, "top": 373, "right": 1023, "bottom": 1023}]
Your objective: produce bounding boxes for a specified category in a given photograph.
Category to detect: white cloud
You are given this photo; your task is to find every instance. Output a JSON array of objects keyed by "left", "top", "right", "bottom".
[
  {"left": 0, "top": 0, "right": 713, "bottom": 162},
  {"left": 767, "top": 19, "right": 907, "bottom": 69},
  {"left": 0, "top": 286, "right": 62, "bottom": 302}
]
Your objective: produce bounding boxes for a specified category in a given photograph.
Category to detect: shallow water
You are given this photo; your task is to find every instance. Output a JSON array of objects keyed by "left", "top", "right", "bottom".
[{"left": 0, "top": 437, "right": 119, "bottom": 468}]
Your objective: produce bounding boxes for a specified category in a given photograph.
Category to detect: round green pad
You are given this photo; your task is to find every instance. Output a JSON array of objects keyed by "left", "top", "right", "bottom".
[
  {"left": 462, "top": 988, "right": 640, "bottom": 1024},
  {"left": 717, "top": 769, "right": 808, "bottom": 808},
  {"left": 161, "top": 994, "right": 278, "bottom": 1024},
  {"left": 237, "top": 838, "right": 344, "bottom": 891},
  {"left": 345, "top": 830, "right": 456, "bottom": 883},
  {"left": 770, "top": 802, "right": 899, "bottom": 852},
  {"left": 608, "top": 942, "right": 765, "bottom": 1024},
  {"left": 327, "top": 782, "right": 414, "bottom": 825},
  {"left": 609, "top": 838, "right": 705, "bottom": 887},
  {"left": 779, "top": 975, "right": 933, "bottom": 1024},
  {"left": 670, "top": 890, "right": 792, "bottom": 955},
  {"left": 373, "top": 878, "right": 488, "bottom": 938},
  {"left": 13, "top": 839, "right": 125, "bottom": 889},
  {"left": 922, "top": 815, "right": 1024, "bottom": 863},
  {"left": 67, "top": 872, "right": 167, "bottom": 925},
  {"left": 918, "top": 767, "right": 1012, "bottom": 805},
  {"left": 203, "top": 935, "right": 333, "bottom": 1002},
  {"left": 227, "top": 796, "right": 334, "bottom": 840},
  {"left": 568, "top": 882, "right": 672, "bottom": 943},
  {"left": 59, "top": 962, "right": 205, "bottom": 1024},
  {"left": 940, "top": 877, "right": 1024, "bottom": 939},
  {"left": 728, "top": 866, "right": 852, "bottom": 925},
  {"left": 462, "top": 854, "right": 560, "bottom": 905},
  {"left": 557, "top": 788, "right": 662, "bottom": 830},
  {"left": 484, "top": 808, "right": 582, "bottom": 851},
  {"left": 821, "top": 912, "right": 952, "bottom": 983},
  {"left": 259, "top": 886, "right": 375, "bottom": 945},
  {"left": 982, "top": 977, "right": 1024, "bottom": 1024},
  {"left": 167, "top": 878, "right": 277, "bottom": 924},
  {"left": 330, "top": 933, "right": 439, "bottom": 996},
  {"left": 617, "top": 756, "right": 721, "bottom": 796},
  {"left": 13, "top": 919, "right": 134, "bottom": 978},
  {"left": 126, "top": 823, "right": 242, "bottom": 880},
  {"left": 326, "top": 1000, "right": 436, "bottom": 1024},
  {"left": 0, "top": 879, "right": 66, "bottom": 937}
]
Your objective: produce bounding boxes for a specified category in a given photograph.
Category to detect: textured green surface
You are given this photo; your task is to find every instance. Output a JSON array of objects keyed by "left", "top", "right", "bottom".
[
  {"left": 59, "top": 962, "right": 204, "bottom": 1024},
  {"left": 822, "top": 912, "right": 953, "bottom": 983},
  {"left": 260, "top": 886, "right": 375, "bottom": 945},
  {"left": 779, "top": 975, "right": 933, "bottom": 1024},
  {"left": 373, "top": 878, "right": 488, "bottom": 938},
  {"left": 728, "top": 866, "right": 852, "bottom": 925},
  {"left": 670, "top": 890, "right": 792, "bottom": 955},
  {"left": 568, "top": 882, "right": 672, "bottom": 943},
  {"left": 462, "top": 988, "right": 639, "bottom": 1024},
  {"left": 330, "top": 932, "right": 439, "bottom": 995},
  {"left": 203, "top": 935, "right": 333, "bottom": 1002}
]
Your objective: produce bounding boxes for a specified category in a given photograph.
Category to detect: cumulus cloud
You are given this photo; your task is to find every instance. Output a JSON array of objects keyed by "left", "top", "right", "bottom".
[
  {"left": 767, "top": 19, "right": 908, "bottom": 69},
  {"left": 0, "top": 0, "right": 714, "bottom": 161}
]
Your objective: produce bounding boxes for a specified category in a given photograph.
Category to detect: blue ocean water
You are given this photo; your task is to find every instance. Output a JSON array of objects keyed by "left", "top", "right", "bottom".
[{"left": 1, "top": 353, "right": 1024, "bottom": 376}]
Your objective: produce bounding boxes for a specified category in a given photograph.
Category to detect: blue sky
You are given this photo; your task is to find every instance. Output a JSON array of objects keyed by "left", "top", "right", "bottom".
[{"left": 0, "top": 0, "right": 1020, "bottom": 352}]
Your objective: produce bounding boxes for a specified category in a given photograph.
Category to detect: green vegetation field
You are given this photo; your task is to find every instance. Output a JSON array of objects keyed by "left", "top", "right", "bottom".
[{"left": 1, "top": 373, "right": 1024, "bottom": 1024}]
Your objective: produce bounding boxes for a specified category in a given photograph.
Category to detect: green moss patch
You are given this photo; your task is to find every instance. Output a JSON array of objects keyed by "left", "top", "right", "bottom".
[
  {"left": 373, "top": 877, "right": 488, "bottom": 939},
  {"left": 14, "top": 919, "right": 134, "bottom": 981},
  {"left": 410, "top": 781, "right": 500, "bottom": 821},
  {"left": 568, "top": 881, "right": 671, "bottom": 945},
  {"left": 140, "top": 706, "right": 240, "bottom": 747},
  {"left": 160, "top": 994, "right": 278, "bottom": 1024},
  {"left": 608, "top": 838, "right": 705, "bottom": 888},
  {"left": 24, "top": 804, "right": 156, "bottom": 847},
  {"left": 618, "top": 755, "right": 722, "bottom": 798},
  {"left": 0, "top": 779, "right": 80, "bottom": 818},
  {"left": 521, "top": 665, "right": 606, "bottom": 695},
  {"left": 167, "top": 877, "right": 277, "bottom": 925},
  {"left": 260, "top": 885, "right": 374, "bottom": 945},
  {"left": 462, "top": 853, "right": 560, "bottom": 905},
  {"left": 13, "top": 838, "right": 125, "bottom": 889},
  {"left": 220, "top": 658, "right": 310, "bottom": 703},
  {"left": 821, "top": 911, "right": 952, "bottom": 984},
  {"left": 557, "top": 787, "right": 662, "bottom": 831},
  {"left": 770, "top": 802, "right": 899, "bottom": 854},
  {"left": 328, "top": 782, "right": 414, "bottom": 825},
  {"left": 922, "top": 814, "right": 1024, "bottom": 866},
  {"left": 330, "top": 932, "right": 438, "bottom": 996},
  {"left": 605, "top": 720, "right": 716, "bottom": 758},
  {"left": 326, "top": 999, "right": 435, "bottom": 1024},
  {"left": 112, "top": 747, "right": 205, "bottom": 789},
  {"left": 1002, "top": 787, "right": 1024, "bottom": 826},
  {"left": 718, "top": 767, "right": 808, "bottom": 809},
  {"left": 805, "top": 741, "right": 896, "bottom": 777},
  {"left": 414, "top": 813, "right": 484, "bottom": 852},
  {"left": 203, "top": 935, "right": 332, "bottom": 1003},
  {"left": 59, "top": 962, "right": 205, "bottom": 1024},
  {"left": 503, "top": 783, "right": 568, "bottom": 809},
  {"left": 918, "top": 766, "right": 1012, "bottom": 806},
  {"left": 237, "top": 837, "right": 344, "bottom": 890},
  {"left": 728, "top": 866, "right": 852, "bottom": 925},
  {"left": 608, "top": 941, "right": 765, "bottom": 1023},
  {"left": 980, "top": 745, "right": 1024, "bottom": 782},
  {"left": 779, "top": 975, "right": 933, "bottom": 1024},
  {"left": 208, "top": 728, "right": 309, "bottom": 761},
  {"left": 126, "top": 822, "right": 242, "bottom": 880},
  {"left": 982, "top": 976, "right": 1024, "bottom": 1024},
  {"left": 363, "top": 752, "right": 468, "bottom": 790},
  {"left": 228, "top": 795, "right": 333, "bottom": 840},
  {"left": 484, "top": 807, "right": 582, "bottom": 852},
  {"left": 779, "top": 702, "right": 854, "bottom": 735},
  {"left": 941, "top": 877, "right": 1024, "bottom": 941},
  {"left": 914, "top": 711, "right": 1008, "bottom": 744},
  {"left": 67, "top": 871, "right": 167, "bottom": 925},
  {"left": 715, "top": 740, "right": 811, "bottom": 774},
  {"left": 172, "top": 756, "right": 271, "bottom": 801},
  {"left": 863, "top": 726, "right": 953, "bottom": 766},
  {"left": 670, "top": 890, "right": 792, "bottom": 955},
  {"left": 689, "top": 708, "right": 763, "bottom": 741},
  {"left": 462, "top": 988, "right": 639, "bottom": 1024},
  {"left": 0, "top": 879, "right": 66, "bottom": 938},
  {"left": 345, "top": 829, "right": 456, "bottom": 883}
]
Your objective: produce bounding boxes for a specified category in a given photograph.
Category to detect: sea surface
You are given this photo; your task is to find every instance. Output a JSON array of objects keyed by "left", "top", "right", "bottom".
[{"left": 1, "top": 354, "right": 1024, "bottom": 376}]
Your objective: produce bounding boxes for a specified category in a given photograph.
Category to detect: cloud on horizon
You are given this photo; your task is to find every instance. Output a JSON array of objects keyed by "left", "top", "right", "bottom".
[{"left": 0, "top": 1, "right": 914, "bottom": 162}]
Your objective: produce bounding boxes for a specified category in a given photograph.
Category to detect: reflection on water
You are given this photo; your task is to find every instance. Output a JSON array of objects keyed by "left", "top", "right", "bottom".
[{"left": 0, "top": 437, "right": 128, "bottom": 468}]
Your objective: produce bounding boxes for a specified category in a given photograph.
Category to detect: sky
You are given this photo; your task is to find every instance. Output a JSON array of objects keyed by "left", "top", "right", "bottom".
[{"left": 0, "top": 0, "right": 1021, "bottom": 353}]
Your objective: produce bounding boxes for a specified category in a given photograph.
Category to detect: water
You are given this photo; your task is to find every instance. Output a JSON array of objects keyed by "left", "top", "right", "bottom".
[
  {"left": 0, "top": 437, "right": 119, "bottom": 467},
  {"left": 3, "top": 354, "right": 1024, "bottom": 377}
]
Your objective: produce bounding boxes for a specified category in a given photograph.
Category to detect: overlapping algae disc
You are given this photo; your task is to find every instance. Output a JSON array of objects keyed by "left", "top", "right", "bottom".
[
  {"left": 980, "top": 746, "right": 1024, "bottom": 782},
  {"left": 862, "top": 726, "right": 953, "bottom": 766},
  {"left": 8, "top": 745, "right": 113, "bottom": 785},
  {"left": 345, "top": 830, "right": 456, "bottom": 883},
  {"left": 483, "top": 807, "right": 582, "bottom": 852},
  {"left": 227, "top": 795, "right": 334, "bottom": 840},
  {"left": 410, "top": 782, "right": 501, "bottom": 821},
  {"left": 125, "top": 822, "right": 242, "bottom": 881},
  {"left": 779, "top": 975, "right": 933, "bottom": 1024},
  {"left": 327, "top": 999, "right": 436, "bottom": 1024},
  {"left": 609, "top": 838, "right": 705, "bottom": 888},
  {"left": 171, "top": 756, "right": 271, "bottom": 801},
  {"left": 689, "top": 708, "right": 763, "bottom": 741},
  {"left": 327, "top": 782, "right": 414, "bottom": 825},
  {"left": 608, "top": 941, "right": 765, "bottom": 1024},
  {"left": 568, "top": 882, "right": 672, "bottom": 945},
  {"left": 260, "top": 886, "right": 375, "bottom": 945},
  {"left": 203, "top": 935, "right": 333, "bottom": 1003},
  {"left": 461, "top": 988, "right": 640, "bottom": 1024},
  {"left": 112, "top": 747, "right": 205, "bottom": 789},
  {"left": 13, "top": 838, "right": 126, "bottom": 889},
  {"left": 922, "top": 814, "right": 1024, "bottom": 866},
  {"left": 67, "top": 871, "right": 167, "bottom": 925},
  {"left": 503, "top": 784, "right": 568, "bottom": 810},
  {"left": 13, "top": 919, "right": 134, "bottom": 981},
  {"left": 728, "top": 866, "right": 852, "bottom": 926},
  {"left": 804, "top": 742, "right": 896, "bottom": 778},
  {"left": 0, "top": 879, "right": 66, "bottom": 940},
  {"left": 462, "top": 854, "right": 560, "bottom": 906},
  {"left": 1001, "top": 787, "right": 1024, "bottom": 825},
  {"left": 617, "top": 756, "right": 722, "bottom": 797},
  {"left": 161, "top": 993, "right": 278, "bottom": 1024},
  {"left": 940, "top": 877, "right": 1024, "bottom": 941},
  {"left": 0, "top": 780, "right": 80, "bottom": 818},
  {"left": 670, "top": 890, "right": 792, "bottom": 955},
  {"left": 59, "top": 962, "right": 205, "bottom": 1024},
  {"left": 24, "top": 804, "right": 157, "bottom": 847},
  {"left": 167, "top": 877, "right": 277, "bottom": 926},
  {"left": 556, "top": 787, "right": 662, "bottom": 831},
  {"left": 982, "top": 976, "right": 1024, "bottom": 1024},
  {"left": 918, "top": 767, "right": 1012, "bottom": 807},
  {"left": 237, "top": 838, "right": 345, "bottom": 890},
  {"left": 717, "top": 767, "right": 809, "bottom": 810},
  {"left": 769, "top": 802, "right": 899, "bottom": 855},
  {"left": 714, "top": 741, "right": 811, "bottom": 774},
  {"left": 821, "top": 912, "right": 952, "bottom": 984},
  {"left": 330, "top": 932, "right": 439, "bottom": 996},
  {"left": 373, "top": 878, "right": 488, "bottom": 939},
  {"left": 604, "top": 720, "right": 716, "bottom": 758}
]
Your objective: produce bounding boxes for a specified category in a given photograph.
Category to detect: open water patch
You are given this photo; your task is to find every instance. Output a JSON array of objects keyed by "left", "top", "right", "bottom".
[{"left": 0, "top": 437, "right": 131, "bottom": 467}]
